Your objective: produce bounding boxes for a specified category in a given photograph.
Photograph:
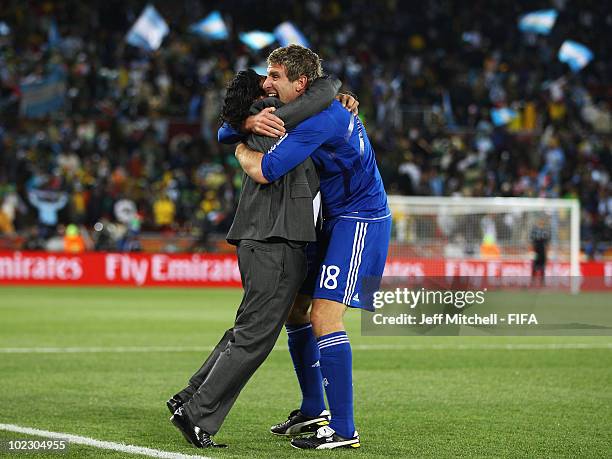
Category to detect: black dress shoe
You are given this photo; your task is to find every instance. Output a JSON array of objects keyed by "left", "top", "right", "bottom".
[
  {"left": 166, "top": 395, "right": 183, "bottom": 415},
  {"left": 170, "top": 407, "right": 228, "bottom": 448}
]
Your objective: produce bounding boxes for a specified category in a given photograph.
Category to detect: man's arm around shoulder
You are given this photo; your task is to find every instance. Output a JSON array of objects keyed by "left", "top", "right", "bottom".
[
  {"left": 236, "top": 110, "right": 333, "bottom": 184},
  {"left": 235, "top": 143, "right": 268, "bottom": 184}
]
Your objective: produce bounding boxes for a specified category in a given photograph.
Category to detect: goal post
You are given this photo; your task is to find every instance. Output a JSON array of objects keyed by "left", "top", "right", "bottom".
[{"left": 387, "top": 196, "right": 581, "bottom": 291}]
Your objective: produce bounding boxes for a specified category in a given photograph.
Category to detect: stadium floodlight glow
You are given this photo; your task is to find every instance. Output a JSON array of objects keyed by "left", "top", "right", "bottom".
[{"left": 518, "top": 9, "right": 558, "bottom": 35}]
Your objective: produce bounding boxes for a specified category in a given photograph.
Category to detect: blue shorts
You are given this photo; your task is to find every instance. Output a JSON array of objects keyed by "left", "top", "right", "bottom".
[{"left": 300, "top": 216, "right": 391, "bottom": 311}]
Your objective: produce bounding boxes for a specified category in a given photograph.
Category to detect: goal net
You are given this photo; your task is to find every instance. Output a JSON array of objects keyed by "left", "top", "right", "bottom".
[{"left": 387, "top": 196, "right": 580, "bottom": 287}]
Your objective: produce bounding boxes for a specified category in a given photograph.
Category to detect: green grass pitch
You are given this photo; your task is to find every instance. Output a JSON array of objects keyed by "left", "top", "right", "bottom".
[{"left": 0, "top": 287, "right": 611, "bottom": 458}]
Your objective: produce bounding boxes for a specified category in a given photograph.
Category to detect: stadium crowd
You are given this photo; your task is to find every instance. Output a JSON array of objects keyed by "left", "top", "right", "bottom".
[{"left": 0, "top": 0, "right": 610, "bottom": 256}]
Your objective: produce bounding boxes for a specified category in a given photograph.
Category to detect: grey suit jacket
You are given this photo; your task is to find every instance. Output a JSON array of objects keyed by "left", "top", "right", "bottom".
[{"left": 226, "top": 77, "right": 341, "bottom": 245}]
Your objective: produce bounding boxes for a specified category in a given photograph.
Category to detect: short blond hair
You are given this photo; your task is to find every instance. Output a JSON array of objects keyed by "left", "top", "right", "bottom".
[{"left": 267, "top": 45, "right": 323, "bottom": 85}]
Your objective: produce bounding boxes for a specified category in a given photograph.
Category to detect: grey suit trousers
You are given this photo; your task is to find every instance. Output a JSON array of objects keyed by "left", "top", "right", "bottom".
[{"left": 180, "top": 239, "right": 307, "bottom": 435}]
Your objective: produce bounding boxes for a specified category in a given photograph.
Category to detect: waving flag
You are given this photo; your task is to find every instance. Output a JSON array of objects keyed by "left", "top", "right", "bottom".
[
  {"left": 0, "top": 21, "right": 10, "bottom": 36},
  {"left": 491, "top": 107, "right": 518, "bottom": 126},
  {"left": 251, "top": 64, "right": 268, "bottom": 75},
  {"left": 190, "top": 11, "right": 228, "bottom": 40},
  {"left": 20, "top": 67, "right": 67, "bottom": 118},
  {"left": 518, "top": 9, "right": 557, "bottom": 35},
  {"left": 558, "top": 40, "right": 593, "bottom": 72},
  {"left": 462, "top": 31, "right": 482, "bottom": 47},
  {"left": 274, "top": 22, "right": 309, "bottom": 47},
  {"left": 239, "top": 31, "right": 275, "bottom": 51},
  {"left": 126, "top": 5, "right": 169, "bottom": 51}
]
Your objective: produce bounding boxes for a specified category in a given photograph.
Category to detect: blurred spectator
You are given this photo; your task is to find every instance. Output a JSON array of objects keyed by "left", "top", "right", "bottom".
[
  {"left": 0, "top": 0, "right": 609, "bottom": 256},
  {"left": 27, "top": 189, "right": 68, "bottom": 238},
  {"left": 118, "top": 216, "right": 142, "bottom": 252},
  {"left": 0, "top": 184, "right": 25, "bottom": 234},
  {"left": 22, "top": 226, "right": 46, "bottom": 251},
  {"left": 480, "top": 233, "right": 501, "bottom": 259},
  {"left": 63, "top": 223, "right": 85, "bottom": 253},
  {"left": 153, "top": 193, "right": 176, "bottom": 229}
]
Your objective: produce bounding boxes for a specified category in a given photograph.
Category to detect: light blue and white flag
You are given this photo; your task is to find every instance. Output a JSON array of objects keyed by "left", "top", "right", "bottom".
[
  {"left": 251, "top": 64, "right": 268, "bottom": 76},
  {"left": 126, "top": 5, "right": 169, "bottom": 51},
  {"left": 190, "top": 11, "right": 228, "bottom": 40},
  {"left": 274, "top": 21, "right": 309, "bottom": 47},
  {"left": 491, "top": 107, "right": 518, "bottom": 126},
  {"left": 558, "top": 40, "right": 593, "bottom": 72},
  {"left": 0, "top": 21, "right": 10, "bottom": 36},
  {"left": 462, "top": 31, "right": 482, "bottom": 47},
  {"left": 20, "top": 67, "right": 67, "bottom": 118},
  {"left": 239, "top": 31, "right": 275, "bottom": 51},
  {"left": 518, "top": 9, "right": 557, "bottom": 35}
]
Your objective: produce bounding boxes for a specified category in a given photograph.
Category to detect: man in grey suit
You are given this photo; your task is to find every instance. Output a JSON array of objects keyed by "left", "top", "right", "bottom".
[{"left": 168, "top": 68, "right": 354, "bottom": 448}]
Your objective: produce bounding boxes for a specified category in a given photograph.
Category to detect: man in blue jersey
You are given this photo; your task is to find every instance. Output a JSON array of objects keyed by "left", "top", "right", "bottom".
[
  {"left": 235, "top": 45, "right": 391, "bottom": 450},
  {"left": 167, "top": 69, "right": 351, "bottom": 449}
]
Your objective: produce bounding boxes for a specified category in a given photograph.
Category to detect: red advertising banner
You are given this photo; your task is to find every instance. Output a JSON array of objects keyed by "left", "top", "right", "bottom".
[
  {"left": 0, "top": 251, "right": 241, "bottom": 287},
  {"left": 384, "top": 259, "right": 612, "bottom": 278},
  {"left": 382, "top": 259, "right": 612, "bottom": 290},
  {"left": 0, "top": 251, "right": 610, "bottom": 289}
]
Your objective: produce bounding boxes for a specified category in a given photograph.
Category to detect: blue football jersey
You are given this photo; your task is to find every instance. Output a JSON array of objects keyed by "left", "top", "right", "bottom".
[
  {"left": 261, "top": 100, "right": 389, "bottom": 220},
  {"left": 218, "top": 122, "right": 243, "bottom": 144}
]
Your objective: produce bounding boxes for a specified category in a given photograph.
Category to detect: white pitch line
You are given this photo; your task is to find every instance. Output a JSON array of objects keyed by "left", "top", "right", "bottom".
[
  {"left": 357, "top": 343, "right": 612, "bottom": 350},
  {"left": 0, "top": 343, "right": 611, "bottom": 354},
  {"left": 0, "top": 346, "right": 212, "bottom": 354},
  {"left": 0, "top": 423, "right": 211, "bottom": 459}
]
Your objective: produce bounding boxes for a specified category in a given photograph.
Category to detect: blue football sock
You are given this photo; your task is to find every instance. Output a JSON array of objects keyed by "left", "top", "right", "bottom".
[
  {"left": 318, "top": 331, "right": 355, "bottom": 438},
  {"left": 286, "top": 323, "right": 326, "bottom": 418}
]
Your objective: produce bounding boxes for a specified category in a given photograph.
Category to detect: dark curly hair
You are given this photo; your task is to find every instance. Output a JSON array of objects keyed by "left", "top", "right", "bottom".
[{"left": 220, "top": 69, "right": 265, "bottom": 130}]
